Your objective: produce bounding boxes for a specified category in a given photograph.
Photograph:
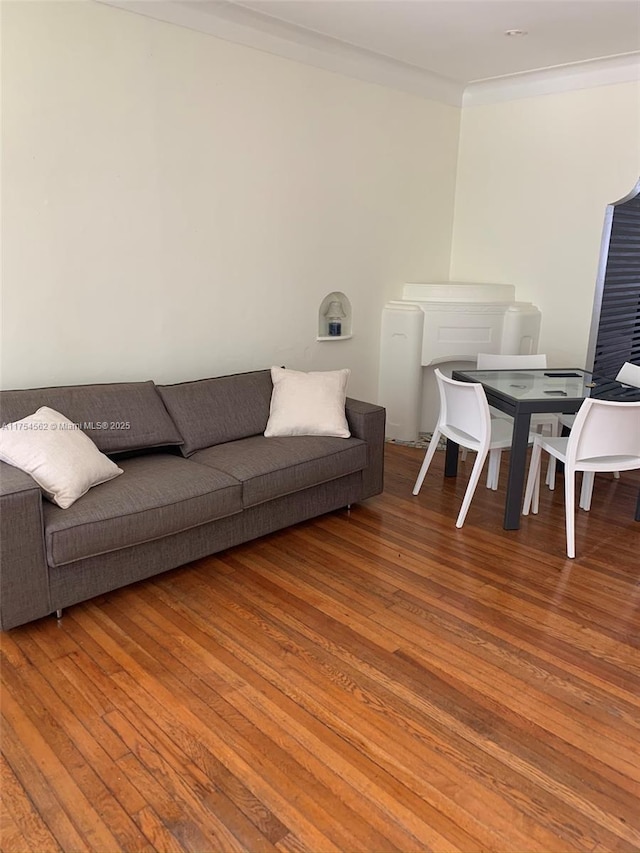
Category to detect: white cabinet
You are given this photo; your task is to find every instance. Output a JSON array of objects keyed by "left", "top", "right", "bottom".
[{"left": 379, "top": 282, "right": 542, "bottom": 440}]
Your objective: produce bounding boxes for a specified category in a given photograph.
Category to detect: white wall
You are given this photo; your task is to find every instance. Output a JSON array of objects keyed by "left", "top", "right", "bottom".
[
  {"left": 450, "top": 81, "right": 640, "bottom": 367},
  {"left": 0, "top": 0, "right": 460, "bottom": 401}
]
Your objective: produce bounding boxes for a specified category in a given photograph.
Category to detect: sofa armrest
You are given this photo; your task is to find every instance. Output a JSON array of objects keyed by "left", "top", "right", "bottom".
[
  {"left": 0, "top": 462, "right": 51, "bottom": 630},
  {"left": 345, "top": 398, "right": 385, "bottom": 499}
]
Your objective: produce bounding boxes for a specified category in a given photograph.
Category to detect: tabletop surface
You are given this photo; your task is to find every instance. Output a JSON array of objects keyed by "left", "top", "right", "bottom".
[{"left": 454, "top": 368, "right": 640, "bottom": 403}]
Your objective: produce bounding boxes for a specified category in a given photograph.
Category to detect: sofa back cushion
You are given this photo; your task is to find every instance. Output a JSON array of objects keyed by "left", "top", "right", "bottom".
[
  {"left": 157, "top": 370, "right": 273, "bottom": 456},
  {"left": 0, "top": 381, "right": 183, "bottom": 455}
]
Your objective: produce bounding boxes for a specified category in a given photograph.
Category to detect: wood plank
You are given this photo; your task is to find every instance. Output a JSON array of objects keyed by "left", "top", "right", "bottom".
[
  {"left": 1, "top": 715, "right": 92, "bottom": 853},
  {"left": 0, "top": 756, "right": 61, "bottom": 853},
  {"left": 0, "top": 804, "right": 31, "bottom": 853},
  {"left": 131, "top": 806, "right": 186, "bottom": 853}
]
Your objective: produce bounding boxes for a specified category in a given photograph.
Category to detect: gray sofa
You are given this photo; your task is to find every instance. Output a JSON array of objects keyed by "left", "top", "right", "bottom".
[{"left": 0, "top": 369, "right": 385, "bottom": 631}]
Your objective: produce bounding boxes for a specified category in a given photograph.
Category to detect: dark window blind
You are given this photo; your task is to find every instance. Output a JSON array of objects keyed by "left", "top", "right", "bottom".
[{"left": 589, "top": 184, "right": 640, "bottom": 379}]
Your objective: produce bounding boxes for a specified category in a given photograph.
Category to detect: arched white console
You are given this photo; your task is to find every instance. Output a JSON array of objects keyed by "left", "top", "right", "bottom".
[{"left": 378, "top": 282, "right": 542, "bottom": 441}]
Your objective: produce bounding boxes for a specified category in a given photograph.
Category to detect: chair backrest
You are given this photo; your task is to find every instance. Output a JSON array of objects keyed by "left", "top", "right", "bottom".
[
  {"left": 434, "top": 369, "right": 491, "bottom": 447},
  {"left": 476, "top": 352, "right": 547, "bottom": 369},
  {"left": 615, "top": 361, "right": 640, "bottom": 388},
  {"left": 566, "top": 398, "right": 640, "bottom": 468}
]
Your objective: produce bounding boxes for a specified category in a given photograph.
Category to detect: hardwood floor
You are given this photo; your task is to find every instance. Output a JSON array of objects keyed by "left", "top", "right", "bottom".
[{"left": 2, "top": 443, "right": 639, "bottom": 853}]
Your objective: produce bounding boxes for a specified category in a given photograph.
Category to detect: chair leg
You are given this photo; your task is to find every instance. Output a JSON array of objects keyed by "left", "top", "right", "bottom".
[
  {"left": 456, "top": 448, "right": 489, "bottom": 528},
  {"left": 486, "top": 449, "right": 501, "bottom": 490},
  {"left": 485, "top": 453, "right": 493, "bottom": 489},
  {"left": 412, "top": 429, "right": 442, "bottom": 495},
  {"left": 492, "top": 449, "right": 501, "bottom": 490},
  {"left": 565, "top": 466, "right": 576, "bottom": 559},
  {"left": 523, "top": 441, "right": 542, "bottom": 515},
  {"left": 545, "top": 457, "right": 556, "bottom": 490},
  {"left": 545, "top": 419, "right": 560, "bottom": 490},
  {"left": 545, "top": 444, "right": 557, "bottom": 491},
  {"left": 579, "top": 471, "right": 594, "bottom": 511},
  {"left": 492, "top": 449, "right": 502, "bottom": 490},
  {"left": 460, "top": 447, "right": 468, "bottom": 462}
]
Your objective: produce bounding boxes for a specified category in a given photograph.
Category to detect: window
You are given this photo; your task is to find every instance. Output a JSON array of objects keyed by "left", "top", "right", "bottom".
[{"left": 587, "top": 180, "right": 640, "bottom": 377}]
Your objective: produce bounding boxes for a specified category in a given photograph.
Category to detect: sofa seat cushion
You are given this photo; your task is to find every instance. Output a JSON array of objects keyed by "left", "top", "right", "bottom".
[
  {"left": 43, "top": 454, "right": 242, "bottom": 567},
  {"left": 191, "top": 434, "right": 367, "bottom": 508}
]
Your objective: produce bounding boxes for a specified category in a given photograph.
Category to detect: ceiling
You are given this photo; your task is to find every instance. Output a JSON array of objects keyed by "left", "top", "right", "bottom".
[
  {"left": 221, "top": 0, "right": 640, "bottom": 84},
  {"left": 99, "top": 0, "right": 640, "bottom": 103}
]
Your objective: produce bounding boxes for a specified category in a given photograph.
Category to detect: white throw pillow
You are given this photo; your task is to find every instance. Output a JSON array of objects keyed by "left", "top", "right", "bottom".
[
  {"left": 0, "top": 407, "right": 123, "bottom": 509},
  {"left": 264, "top": 366, "right": 351, "bottom": 438}
]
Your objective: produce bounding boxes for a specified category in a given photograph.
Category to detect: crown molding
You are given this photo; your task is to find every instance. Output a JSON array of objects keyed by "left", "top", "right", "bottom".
[
  {"left": 96, "top": 1, "right": 639, "bottom": 109},
  {"left": 96, "top": 0, "right": 464, "bottom": 106},
  {"left": 463, "top": 53, "right": 640, "bottom": 106}
]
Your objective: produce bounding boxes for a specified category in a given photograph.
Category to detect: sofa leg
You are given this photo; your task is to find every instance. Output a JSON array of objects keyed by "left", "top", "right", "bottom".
[{"left": 55, "top": 609, "right": 63, "bottom": 620}]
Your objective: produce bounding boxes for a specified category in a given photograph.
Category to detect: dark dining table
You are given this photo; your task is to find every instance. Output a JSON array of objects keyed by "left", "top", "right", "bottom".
[{"left": 450, "top": 367, "right": 640, "bottom": 530}]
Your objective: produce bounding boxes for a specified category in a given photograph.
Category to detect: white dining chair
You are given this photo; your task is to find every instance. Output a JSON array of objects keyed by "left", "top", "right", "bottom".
[
  {"left": 476, "top": 351, "right": 548, "bottom": 370},
  {"left": 556, "top": 361, "right": 640, "bottom": 497},
  {"left": 413, "top": 369, "right": 530, "bottom": 528},
  {"left": 471, "top": 352, "right": 559, "bottom": 489},
  {"left": 522, "top": 398, "right": 640, "bottom": 558},
  {"left": 616, "top": 361, "right": 640, "bottom": 387},
  {"left": 558, "top": 361, "right": 640, "bottom": 432}
]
